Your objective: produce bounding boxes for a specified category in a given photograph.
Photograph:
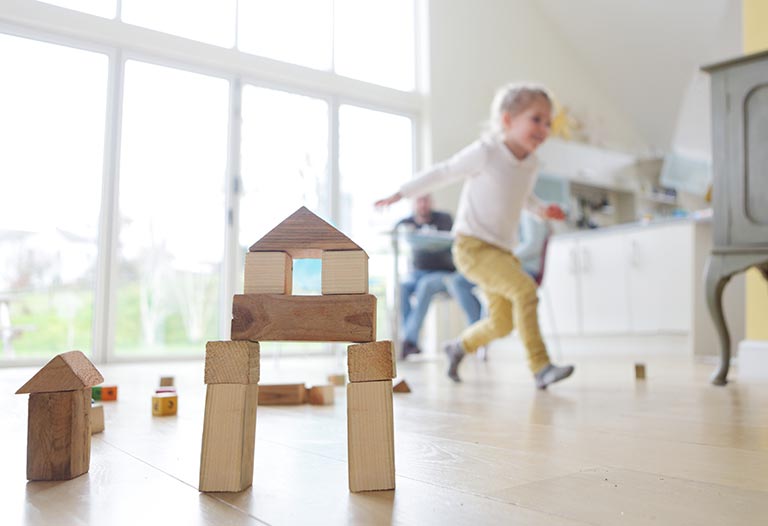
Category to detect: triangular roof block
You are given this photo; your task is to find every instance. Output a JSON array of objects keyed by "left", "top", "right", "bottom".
[
  {"left": 249, "top": 206, "right": 367, "bottom": 259},
  {"left": 16, "top": 351, "right": 104, "bottom": 394}
]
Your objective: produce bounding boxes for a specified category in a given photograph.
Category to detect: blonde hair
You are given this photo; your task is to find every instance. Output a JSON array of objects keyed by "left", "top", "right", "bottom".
[{"left": 485, "top": 83, "right": 553, "bottom": 138}]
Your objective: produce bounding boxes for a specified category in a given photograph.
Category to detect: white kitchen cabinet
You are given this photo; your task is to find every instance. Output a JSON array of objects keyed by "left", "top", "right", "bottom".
[
  {"left": 539, "top": 237, "right": 581, "bottom": 335},
  {"left": 626, "top": 224, "right": 692, "bottom": 333},
  {"left": 538, "top": 219, "right": 744, "bottom": 357},
  {"left": 578, "top": 235, "right": 631, "bottom": 334}
]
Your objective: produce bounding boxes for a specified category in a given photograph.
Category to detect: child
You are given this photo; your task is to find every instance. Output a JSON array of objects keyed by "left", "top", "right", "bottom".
[{"left": 375, "top": 83, "right": 574, "bottom": 389}]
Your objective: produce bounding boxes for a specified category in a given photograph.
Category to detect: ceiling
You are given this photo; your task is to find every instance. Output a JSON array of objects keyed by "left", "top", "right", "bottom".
[{"left": 534, "top": 0, "right": 741, "bottom": 153}]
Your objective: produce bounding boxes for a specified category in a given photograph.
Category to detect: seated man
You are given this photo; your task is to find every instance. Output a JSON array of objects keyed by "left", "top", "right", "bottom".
[{"left": 398, "top": 195, "right": 480, "bottom": 359}]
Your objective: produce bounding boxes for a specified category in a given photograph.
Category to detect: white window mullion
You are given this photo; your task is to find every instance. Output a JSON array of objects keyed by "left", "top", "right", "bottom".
[
  {"left": 94, "top": 50, "right": 124, "bottom": 364},
  {"left": 329, "top": 96, "right": 340, "bottom": 225},
  {"left": 221, "top": 77, "right": 242, "bottom": 340}
]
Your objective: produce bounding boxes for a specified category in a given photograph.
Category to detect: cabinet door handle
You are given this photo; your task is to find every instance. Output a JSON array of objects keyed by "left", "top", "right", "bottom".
[
  {"left": 581, "top": 247, "right": 590, "bottom": 273},
  {"left": 568, "top": 247, "right": 578, "bottom": 274}
]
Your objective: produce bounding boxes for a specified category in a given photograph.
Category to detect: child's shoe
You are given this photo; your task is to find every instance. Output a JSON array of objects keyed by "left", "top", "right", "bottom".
[
  {"left": 443, "top": 339, "right": 466, "bottom": 383},
  {"left": 534, "top": 363, "right": 574, "bottom": 389},
  {"left": 400, "top": 340, "right": 422, "bottom": 360}
]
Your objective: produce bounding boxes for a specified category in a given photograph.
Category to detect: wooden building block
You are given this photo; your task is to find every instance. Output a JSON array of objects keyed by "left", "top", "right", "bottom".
[
  {"left": 16, "top": 350, "right": 103, "bottom": 394},
  {"left": 258, "top": 384, "right": 306, "bottom": 405},
  {"left": 249, "top": 206, "right": 364, "bottom": 259},
  {"left": 635, "top": 363, "right": 646, "bottom": 380},
  {"left": 199, "top": 384, "right": 258, "bottom": 492},
  {"left": 231, "top": 294, "right": 376, "bottom": 343},
  {"left": 155, "top": 386, "right": 176, "bottom": 394},
  {"left": 244, "top": 251, "right": 293, "bottom": 294},
  {"left": 91, "top": 386, "right": 101, "bottom": 401},
  {"left": 27, "top": 388, "right": 91, "bottom": 481},
  {"left": 393, "top": 379, "right": 411, "bottom": 393},
  {"left": 306, "top": 385, "right": 334, "bottom": 405},
  {"left": 159, "top": 376, "right": 174, "bottom": 387},
  {"left": 347, "top": 380, "right": 395, "bottom": 492},
  {"left": 321, "top": 250, "right": 368, "bottom": 294},
  {"left": 100, "top": 385, "right": 118, "bottom": 401},
  {"left": 90, "top": 402, "right": 105, "bottom": 434},
  {"left": 347, "top": 340, "right": 396, "bottom": 383},
  {"left": 152, "top": 393, "right": 178, "bottom": 416},
  {"left": 327, "top": 374, "right": 346, "bottom": 386},
  {"left": 205, "top": 341, "right": 260, "bottom": 385}
]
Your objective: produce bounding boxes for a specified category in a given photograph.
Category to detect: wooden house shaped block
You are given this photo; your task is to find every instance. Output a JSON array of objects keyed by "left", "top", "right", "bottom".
[{"left": 16, "top": 351, "right": 104, "bottom": 481}]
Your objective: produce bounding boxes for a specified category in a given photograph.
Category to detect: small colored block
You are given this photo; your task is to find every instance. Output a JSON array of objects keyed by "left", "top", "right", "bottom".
[
  {"left": 156, "top": 386, "right": 177, "bottom": 394},
  {"left": 635, "top": 363, "right": 646, "bottom": 380},
  {"left": 100, "top": 385, "right": 118, "bottom": 401},
  {"left": 91, "top": 386, "right": 102, "bottom": 400},
  {"left": 159, "top": 376, "right": 174, "bottom": 387},
  {"left": 152, "top": 393, "right": 178, "bottom": 416}
]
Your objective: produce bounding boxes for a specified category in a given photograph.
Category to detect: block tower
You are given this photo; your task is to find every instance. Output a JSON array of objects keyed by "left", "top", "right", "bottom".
[
  {"left": 199, "top": 207, "right": 395, "bottom": 493},
  {"left": 16, "top": 350, "right": 104, "bottom": 481}
]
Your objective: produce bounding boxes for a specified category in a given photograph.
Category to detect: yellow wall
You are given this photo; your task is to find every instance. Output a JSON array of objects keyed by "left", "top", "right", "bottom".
[{"left": 743, "top": 0, "right": 768, "bottom": 340}]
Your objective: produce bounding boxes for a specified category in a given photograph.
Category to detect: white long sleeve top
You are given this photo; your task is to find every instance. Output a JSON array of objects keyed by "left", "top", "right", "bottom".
[{"left": 399, "top": 137, "right": 543, "bottom": 251}]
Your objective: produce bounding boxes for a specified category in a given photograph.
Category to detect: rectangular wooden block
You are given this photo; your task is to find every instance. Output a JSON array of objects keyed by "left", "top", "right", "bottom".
[
  {"left": 90, "top": 402, "right": 104, "bottom": 434},
  {"left": 152, "top": 393, "right": 178, "bottom": 416},
  {"left": 231, "top": 294, "right": 376, "bottom": 343},
  {"left": 347, "top": 340, "right": 396, "bottom": 382},
  {"left": 306, "top": 385, "right": 334, "bottom": 405},
  {"left": 205, "top": 341, "right": 260, "bottom": 385},
  {"left": 27, "top": 388, "right": 91, "bottom": 481},
  {"left": 321, "top": 250, "right": 368, "bottom": 294},
  {"left": 244, "top": 251, "right": 293, "bottom": 294},
  {"left": 159, "top": 376, "right": 174, "bottom": 387},
  {"left": 327, "top": 374, "right": 346, "bottom": 386},
  {"left": 347, "top": 380, "right": 395, "bottom": 492},
  {"left": 258, "top": 384, "right": 306, "bottom": 405},
  {"left": 635, "top": 363, "right": 646, "bottom": 380},
  {"left": 199, "top": 384, "right": 258, "bottom": 492}
]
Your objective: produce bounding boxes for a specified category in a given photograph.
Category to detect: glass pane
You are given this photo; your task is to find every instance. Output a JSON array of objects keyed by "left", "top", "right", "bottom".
[
  {"left": 338, "top": 105, "right": 413, "bottom": 341},
  {"left": 0, "top": 34, "right": 107, "bottom": 361},
  {"left": 37, "top": 0, "right": 117, "bottom": 18},
  {"left": 334, "top": 0, "right": 415, "bottom": 91},
  {"left": 121, "top": 0, "right": 236, "bottom": 48},
  {"left": 239, "top": 85, "right": 329, "bottom": 247},
  {"left": 117, "top": 61, "right": 229, "bottom": 357},
  {"left": 238, "top": 0, "right": 332, "bottom": 70}
]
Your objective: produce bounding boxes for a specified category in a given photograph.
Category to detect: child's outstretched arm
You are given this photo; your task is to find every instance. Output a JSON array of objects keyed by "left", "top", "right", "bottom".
[{"left": 375, "top": 192, "right": 403, "bottom": 208}]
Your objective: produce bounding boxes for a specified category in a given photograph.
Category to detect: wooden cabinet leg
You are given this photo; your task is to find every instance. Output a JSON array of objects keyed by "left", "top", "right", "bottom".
[{"left": 705, "top": 255, "right": 732, "bottom": 386}]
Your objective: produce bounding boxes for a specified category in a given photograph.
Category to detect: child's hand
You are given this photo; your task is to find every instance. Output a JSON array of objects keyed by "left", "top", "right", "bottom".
[
  {"left": 375, "top": 192, "right": 403, "bottom": 208},
  {"left": 543, "top": 203, "right": 566, "bottom": 221}
]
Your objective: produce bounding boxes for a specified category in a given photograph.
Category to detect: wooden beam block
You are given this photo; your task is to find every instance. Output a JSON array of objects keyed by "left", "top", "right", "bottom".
[
  {"left": 347, "top": 340, "right": 396, "bottom": 383},
  {"left": 257, "top": 384, "right": 306, "bottom": 405},
  {"left": 327, "top": 374, "right": 346, "bottom": 386},
  {"left": 635, "top": 363, "right": 646, "bottom": 380},
  {"left": 152, "top": 393, "right": 178, "bottom": 416},
  {"left": 231, "top": 294, "right": 376, "bottom": 343},
  {"left": 244, "top": 252, "right": 293, "bottom": 294},
  {"left": 347, "top": 380, "right": 395, "bottom": 492},
  {"left": 205, "top": 341, "right": 260, "bottom": 385},
  {"left": 16, "top": 351, "right": 103, "bottom": 394},
  {"left": 90, "top": 402, "right": 104, "bottom": 434},
  {"left": 306, "top": 385, "right": 334, "bottom": 405},
  {"left": 159, "top": 376, "right": 174, "bottom": 387},
  {"left": 321, "top": 250, "right": 368, "bottom": 294},
  {"left": 393, "top": 379, "right": 411, "bottom": 393},
  {"left": 199, "top": 384, "right": 258, "bottom": 492},
  {"left": 27, "top": 388, "right": 91, "bottom": 481},
  {"left": 249, "top": 206, "right": 364, "bottom": 259}
]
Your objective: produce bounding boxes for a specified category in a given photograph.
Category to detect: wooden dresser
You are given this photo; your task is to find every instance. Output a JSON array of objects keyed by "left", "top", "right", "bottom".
[{"left": 703, "top": 50, "right": 768, "bottom": 385}]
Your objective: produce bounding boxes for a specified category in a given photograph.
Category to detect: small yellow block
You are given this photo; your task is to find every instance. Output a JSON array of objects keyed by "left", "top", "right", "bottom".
[{"left": 152, "top": 393, "right": 178, "bottom": 416}]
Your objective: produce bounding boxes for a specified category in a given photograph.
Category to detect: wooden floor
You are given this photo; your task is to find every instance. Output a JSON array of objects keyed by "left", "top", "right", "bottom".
[{"left": 2, "top": 339, "right": 768, "bottom": 526}]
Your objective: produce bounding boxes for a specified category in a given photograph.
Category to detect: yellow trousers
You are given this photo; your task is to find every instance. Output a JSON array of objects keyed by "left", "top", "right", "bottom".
[{"left": 453, "top": 235, "right": 550, "bottom": 374}]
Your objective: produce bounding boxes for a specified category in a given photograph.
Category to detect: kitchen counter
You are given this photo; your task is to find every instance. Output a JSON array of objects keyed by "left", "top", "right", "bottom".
[{"left": 551, "top": 211, "right": 712, "bottom": 240}]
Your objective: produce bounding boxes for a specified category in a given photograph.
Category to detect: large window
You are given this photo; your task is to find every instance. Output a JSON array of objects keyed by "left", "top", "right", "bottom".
[
  {"left": 0, "top": 34, "right": 107, "bottom": 362},
  {"left": 115, "top": 61, "right": 229, "bottom": 357},
  {"left": 1, "top": 2, "right": 422, "bottom": 363}
]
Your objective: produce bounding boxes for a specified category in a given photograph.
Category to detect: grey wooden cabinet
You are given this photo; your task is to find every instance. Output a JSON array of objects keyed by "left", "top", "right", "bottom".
[{"left": 703, "top": 50, "right": 768, "bottom": 385}]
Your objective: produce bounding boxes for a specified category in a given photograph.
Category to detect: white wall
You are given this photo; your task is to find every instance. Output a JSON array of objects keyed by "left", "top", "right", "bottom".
[{"left": 425, "top": 0, "right": 645, "bottom": 212}]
